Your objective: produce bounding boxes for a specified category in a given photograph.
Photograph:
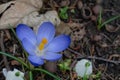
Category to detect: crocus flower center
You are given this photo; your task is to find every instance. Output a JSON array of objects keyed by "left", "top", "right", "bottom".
[{"left": 38, "top": 38, "right": 48, "bottom": 50}]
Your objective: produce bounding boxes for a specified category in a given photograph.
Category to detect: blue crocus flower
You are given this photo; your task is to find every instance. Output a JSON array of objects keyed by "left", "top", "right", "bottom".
[{"left": 16, "top": 22, "right": 71, "bottom": 66}]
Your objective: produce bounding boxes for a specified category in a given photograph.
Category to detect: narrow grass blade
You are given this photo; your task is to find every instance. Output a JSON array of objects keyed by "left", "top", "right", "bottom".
[
  {"left": 97, "top": 9, "right": 102, "bottom": 30},
  {"left": 99, "top": 15, "right": 120, "bottom": 29},
  {"left": 0, "top": 51, "right": 28, "bottom": 68},
  {"left": 34, "top": 68, "right": 61, "bottom": 80},
  {"left": 101, "top": 15, "right": 120, "bottom": 27}
]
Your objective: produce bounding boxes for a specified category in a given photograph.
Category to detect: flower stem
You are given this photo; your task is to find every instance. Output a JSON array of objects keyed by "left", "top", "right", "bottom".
[{"left": 29, "top": 71, "right": 33, "bottom": 80}]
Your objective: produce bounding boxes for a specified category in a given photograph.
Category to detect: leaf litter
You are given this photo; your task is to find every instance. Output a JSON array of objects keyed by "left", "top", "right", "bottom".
[{"left": 0, "top": 0, "right": 120, "bottom": 80}]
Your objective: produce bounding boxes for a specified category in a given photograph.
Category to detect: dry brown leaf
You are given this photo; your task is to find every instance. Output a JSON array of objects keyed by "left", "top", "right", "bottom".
[
  {"left": 18, "top": 0, "right": 43, "bottom": 9},
  {"left": 33, "top": 10, "right": 61, "bottom": 32},
  {"left": 69, "top": 23, "right": 86, "bottom": 41},
  {"left": 44, "top": 10, "right": 60, "bottom": 26},
  {"left": 109, "top": 54, "right": 120, "bottom": 60},
  {"left": 57, "top": 22, "right": 86, "bottom": 48},
  {"left": 91, "top": 34, "right": 102, "bottom": 41},
  {"left": 20, "top": 11, "right": 42, "bottom": 27},
  {"left": 105, "top": 24, "right": 120, "bottom": 32},
  {"left": 11, "top": 60, "right": 20, "bottom": 66},
  {"left": 0, "top": 0, "right": 43, "bottom": 29},
  {"left": 0, "top": 1, "right": 15, "bottom": 14},
  {"left": 56, "top": 21, "right": 71, "bottom": 35}
]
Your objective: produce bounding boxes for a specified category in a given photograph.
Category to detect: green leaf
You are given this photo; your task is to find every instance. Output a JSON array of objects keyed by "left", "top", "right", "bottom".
[
  {"left": 96, "top": 71, "right": 101, "bottom": 79},
  {"left": 34, "top": 68, "right": 61, "bottom": 80},
  {"left": 59, "top": 6, "right": 69, "bottom": 19},
  {"left": 0, "top": 51, "right": 28, "bottom": 68},
  {"left": 97, "top": 7, "right": 120, "bottom": 30},
  {"left": 101, "top": 15, "right": 120, "bottom": 28},
  {"left": 58, "top": 59, "right": 71, "bottom": 71}
]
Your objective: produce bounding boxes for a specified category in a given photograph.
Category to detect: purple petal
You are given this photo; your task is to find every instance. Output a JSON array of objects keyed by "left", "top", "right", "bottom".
[
  {"left": 16, "top": 24, "right": 36, "bottom": 44},
  {"left": 22, "top": 38, "right": 36, "bottom": 55},
  {"left": 37, "top": 22, "right": 55, "bottom": 44},
  {"left": 28, "top": 55, "right": 44, "bottom": 66},
  {"left": 46, "top": 35, "right": 71, "bottom": 52},
  {"left": 41, "top": 52, "right": 62, "bottom": 61}
]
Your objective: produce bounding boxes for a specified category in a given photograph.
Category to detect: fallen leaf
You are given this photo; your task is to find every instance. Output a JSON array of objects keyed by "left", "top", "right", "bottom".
[
  {"left": 21, "top": 11, "right": 42, "bottom": 28},
  {"left": 18, "top": 0, "right": 43, "bottom": 9},
  {"left": 0, "top": 0, "right": 43, "bottom": 29},
  {"left": 0, "top": 1, "right": 15, "bottom": 14},
  {"left": 105, "top": 24, "right": 120, "bottom": 32},
  {"left": 33, "top": 10, "right": 61, "bottom": 32},
  {"left": 56, "top": 21, "right": 71, "bottom": 35},
  {"left": 69, "top": 22, "right": 86, "bottom": 41},
  {"left": 44, "top": 10, "right": 60, "bottom": 26},
  {"left": 11, "top": 60, "right": 20, "bottom": 65},
  {"left": 91, "top": 34, "right": 102, "bottom": 41}
]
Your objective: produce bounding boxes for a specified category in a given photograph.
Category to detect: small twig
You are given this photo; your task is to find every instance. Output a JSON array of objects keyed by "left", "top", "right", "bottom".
[
  {"left": 67, "top": 48, "right": 83, "bottom": 56},
  {"left": 86, "top": 56, "right": 120, "bottom": 64},
  {"left": 100, "top": 33, "right": 112, "bottom": 42},
  {"left": 67, "top": 48, "right": 120, "bottom": 64},
  {"left": 105, "top": 73, "right": 114, "bottom": 80},
  {"left": 0, "top": 31, "right": 10, "bottom": 71},
  {"left": 103, "top": 63, "right": 108, "bottom": 74}
]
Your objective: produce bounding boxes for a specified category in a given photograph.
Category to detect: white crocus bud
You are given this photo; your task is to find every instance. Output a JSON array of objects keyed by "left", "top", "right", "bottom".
[
  {"left": 2, "top": 68, "right": 24, "bottom": 80},
  {"left": 75, "top": 59, "right": 92, "bottom": 77}
]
